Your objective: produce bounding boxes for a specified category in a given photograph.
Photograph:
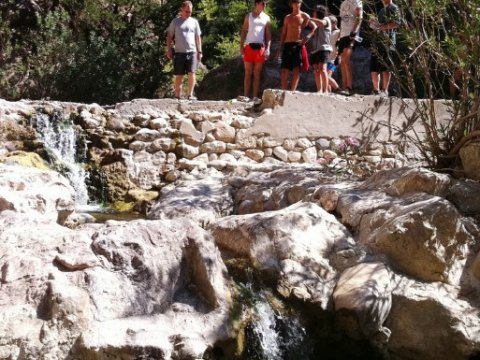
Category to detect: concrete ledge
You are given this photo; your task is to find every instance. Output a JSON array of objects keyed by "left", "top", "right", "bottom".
[
  {"left": 248, "top": 89, "right": 451, "bottom": 141},
  {"left": 114, "top": 98, "right": 250, "bottom": 117}
]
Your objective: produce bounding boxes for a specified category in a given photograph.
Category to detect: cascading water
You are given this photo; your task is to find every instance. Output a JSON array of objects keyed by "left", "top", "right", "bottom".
[
  {"left": 250, "top": 300, "right": 282, "bottom": 359},
  {"left": 31, "top": 112, "right": 90, "bottom": 206},
  {"left": 245, "top": 289, "right": 314, "bottom": 360}
]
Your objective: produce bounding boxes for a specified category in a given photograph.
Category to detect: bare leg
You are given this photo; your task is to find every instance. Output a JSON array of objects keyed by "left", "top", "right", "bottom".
[
  {"left": 382, "top": 71, "right": 391, "bottom": 92},
  {"left": 174, "top": 75, "right": 184, "bottom": 98},
  {"left": 252, "top": 62, "right": 263, "bottom": 98},
  {"left": 340, "top": 47, "right": 353, "bottom": 90},
  {"left": 320, "top": 63, "right": 329, "bottom": 93},
  {"left": 328, "top": 71, "right": 339, "bottom": 91},
  {"left": 281, "top": 69, "right": 290, "bottom": 90},
  {"left": 187, "top": 72, "right": 196, "bottom": 97},
  {"left": 244, "top": 61, "right": 253, "bottom": 97},
  {"left": 371, "top": 72, "right": 380, "bottom": 92},
  {"left": 313, "top": 64, "right": 321, "bottom": 92},
  {"left": 290, "top": 67, "right": 300, "bottom": 91}
]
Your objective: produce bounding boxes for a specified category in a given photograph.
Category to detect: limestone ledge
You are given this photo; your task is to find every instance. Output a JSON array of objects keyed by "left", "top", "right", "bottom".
[{"left": 0, "top": 90, "right": 440, "bottom": 188}]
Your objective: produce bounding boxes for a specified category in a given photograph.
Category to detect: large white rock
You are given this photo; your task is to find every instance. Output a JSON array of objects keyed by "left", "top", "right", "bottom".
[
  {"left": 333, "top": 262, "right": 392, "bottom": 339},
  {"left": 386, "top": 274, "right": 480, "bottom": 360},
  {"left": 0, "top": 210, "right": 231, "bottom": 359},
  {"left": 208, "top": 202, "right": 356, "bottom": 308},
  {"left": 0, "top": 163, "right": 75, "bottom": 222},
  {"left": 147, "top": 170, "right": 234, "bottom": 226},
  {"left": 358, "top": 194, "right": 473, "bottom": 284}
]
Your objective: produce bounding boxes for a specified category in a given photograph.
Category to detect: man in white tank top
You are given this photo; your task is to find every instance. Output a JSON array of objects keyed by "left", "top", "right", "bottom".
[{"left": 239, "top": 0, "right": 272, "bottom": 101}]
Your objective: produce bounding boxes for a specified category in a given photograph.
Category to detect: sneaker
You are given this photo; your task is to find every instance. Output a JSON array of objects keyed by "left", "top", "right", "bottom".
[
  {"left": 236, "top": 95, "right": 250, "bottom": 102},
  {"left": 381, "top": 90, "right": 389, "bottom": 97},
  {"left": 187, "top": 95, "right": 197, "bottom": 101},
  {"left": 372, "top": 90, "right": 381, "bottom": 95},
  {"left": 337, "top": 88, "right": 352, "bottom": 96}
]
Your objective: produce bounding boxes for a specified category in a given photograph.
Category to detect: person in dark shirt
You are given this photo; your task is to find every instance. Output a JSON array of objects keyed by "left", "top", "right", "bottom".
[{"left": 368, "top": 0, "right": 400, "bottom": 96}]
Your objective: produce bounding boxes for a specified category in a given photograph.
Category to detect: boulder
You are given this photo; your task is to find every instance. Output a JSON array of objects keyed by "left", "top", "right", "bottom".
[
  {"left": 386, "top": 275, "right": 480, "bottom": 360},
  {"left": 0, "top": 163, "right": 75, "bottom": 223},
  {"left": 147, "top": 169, "right": 233, "bottom": 226},
  {"left": 358, "top": 194, "right": 473, "bottom": 284},
  {"left": 208, "top": 202, "right": 356, "bottom": 309},
  {"left": 459, "top": 142, "right": 480, "bottom": 181},
  {"left": 333, "top": 262, "right": 392, "bottom": 340}
]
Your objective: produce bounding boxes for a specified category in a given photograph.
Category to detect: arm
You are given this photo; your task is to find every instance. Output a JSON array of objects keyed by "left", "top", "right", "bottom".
[
  {"left": 240, "top": 14, "right": 249, "bottom": 55},
  {"left": 302, "top": 13, "right": 317, "bottom": 45},
  {"left": 195, "top": 34, "right": 203, "bottom": 60},
  {"left": 310, "top": 17, "right": 328, "bottom": 28},
  {"left": 379, "top": 22, "right": 399, "bottom": 31},
  {"left": 166, "top": 25, "right": 174, "bottom": 60},
  {"left": 264, "top": 20, "right": 272, "bottom": 57},
  {"left": 195, "top": 20, "right": 203, "bottom": 60}
]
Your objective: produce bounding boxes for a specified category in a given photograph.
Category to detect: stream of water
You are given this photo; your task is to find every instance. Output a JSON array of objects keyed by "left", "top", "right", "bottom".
[
  {"left": 245, "top": 290, "right": 314, "bottom": 360},
  {"left": 31, "top": 112, "right": 90, "bottom": 206}
]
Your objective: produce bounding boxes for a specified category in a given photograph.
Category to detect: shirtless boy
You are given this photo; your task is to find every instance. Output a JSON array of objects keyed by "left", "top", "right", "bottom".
[{"left": 280, "top": 0, "right": 317, "bottom": 91}]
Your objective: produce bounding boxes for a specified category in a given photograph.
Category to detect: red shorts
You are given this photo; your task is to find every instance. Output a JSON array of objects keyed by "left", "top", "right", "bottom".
[{"left": 244, "top": 44, "right": 265, "bottom": 64}]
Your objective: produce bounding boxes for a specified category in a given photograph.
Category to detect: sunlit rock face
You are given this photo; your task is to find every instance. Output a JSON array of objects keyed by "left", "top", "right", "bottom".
[{"left": 1, "top": 97, "right": 480, "bottom": 360}]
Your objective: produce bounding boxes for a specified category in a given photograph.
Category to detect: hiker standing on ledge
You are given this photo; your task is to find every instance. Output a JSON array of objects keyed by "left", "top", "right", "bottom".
[
  {"left": 280, "top": 0, "right": 317, "bottom": 91},
  {"left": 166, "top": 1, "right": 202, "bottom": 100},
  {"left": 337, "top": 0, "right": 363, "bottom": 95},
  {"left": 240, "top": 0, "right": 272, "bottom": 103}
]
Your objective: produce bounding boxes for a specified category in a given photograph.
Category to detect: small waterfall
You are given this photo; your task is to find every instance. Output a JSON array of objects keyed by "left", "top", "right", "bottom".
[
  {"left": 31, "top": 112, "right": 90, "bottom": 205},
  {"left": 250, "top": 301, "right": 282, "bottom": 359},
  {"left": 245, "top": 290, "right": 313, "bottom": 360}
]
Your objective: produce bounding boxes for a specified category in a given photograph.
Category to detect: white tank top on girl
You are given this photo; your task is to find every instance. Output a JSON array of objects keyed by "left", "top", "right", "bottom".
[{"left": 245, "top": 12, "right": 270, "bottom": 44}]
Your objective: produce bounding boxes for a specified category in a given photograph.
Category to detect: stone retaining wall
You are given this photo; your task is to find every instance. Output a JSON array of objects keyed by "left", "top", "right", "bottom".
[{"left": 0, "top": 92, "right": 451, "bottom": 204}]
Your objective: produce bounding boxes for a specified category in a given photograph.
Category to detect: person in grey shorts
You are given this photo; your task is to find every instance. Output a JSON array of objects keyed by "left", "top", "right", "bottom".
[
  {"left": 310, "top": 5, "right": 332, "bottom": 93},
  {"left": 166, "top": 1, "right": 202, "bottom": 100}
]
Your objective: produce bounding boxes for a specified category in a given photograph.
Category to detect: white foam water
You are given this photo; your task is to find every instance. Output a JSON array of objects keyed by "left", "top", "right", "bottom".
[{"left": 33, "top": 112, "right": 90, "bottom": 205}]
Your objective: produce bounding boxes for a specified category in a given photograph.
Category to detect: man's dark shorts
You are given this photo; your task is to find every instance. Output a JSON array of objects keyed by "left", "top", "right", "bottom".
[
  {"left": 281, "top": 42, "right": 302, "bottom": 70},
  {"left": 370, "top": 45, "right": 395, "bottom": 72},
  {"left": 310, "top": 50, "right": 331, "bottom": 65},
  {"left": 173, "top": 52, "right": 198, "bottom": 75},
  {"left": 337, "top": 35, "right": 360, "bottom": 55}
]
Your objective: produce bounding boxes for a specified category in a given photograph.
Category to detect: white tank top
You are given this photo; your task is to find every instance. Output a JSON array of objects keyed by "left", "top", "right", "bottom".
[{"left": 245, "top": 12, "right": 270, "bottom": 44}]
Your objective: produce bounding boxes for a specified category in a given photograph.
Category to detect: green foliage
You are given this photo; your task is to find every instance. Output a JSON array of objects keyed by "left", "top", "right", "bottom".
[
  {"left": 0, "top": 0, "right": 168, "bottom": 104},
  {"left": 373, "top": 0, "right": 480, "bottom": 170},
  {"left": 197, "top": 0, "right": 249, "bottom": 68}
]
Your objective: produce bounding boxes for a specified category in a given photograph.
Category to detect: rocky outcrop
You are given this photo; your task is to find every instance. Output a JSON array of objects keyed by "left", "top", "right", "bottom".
[
  {"left": 0, "top": 163, "right": 75, "bottom": 223},
  {"left": 147, "top": 168, "right": 234, "bottom": 226},
  {"left": 208, "top": 202, "right": 356, "bottom": 309},
  {"left": 0, "top": 164, "right": 232, "bottom": 359},
  {"left": 0, "top": 94, "right": 453, "bottom": 211},
  {"left": 2, "top": 96, "right": 480, "bottom": 359},
  {"left": 333, "top": 262, "right": 392, "bottom": 340}
]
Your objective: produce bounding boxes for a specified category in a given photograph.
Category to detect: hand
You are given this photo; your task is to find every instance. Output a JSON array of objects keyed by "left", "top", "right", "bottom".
[
  {"left": 166, "top": 48, "right": 173, "bottom": 60},
  {"left": 197, "top": 52, "right": 202, "bottom": 60},
  {"left": 264, "top": 48, "right": 270, "bottom": 60}
]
